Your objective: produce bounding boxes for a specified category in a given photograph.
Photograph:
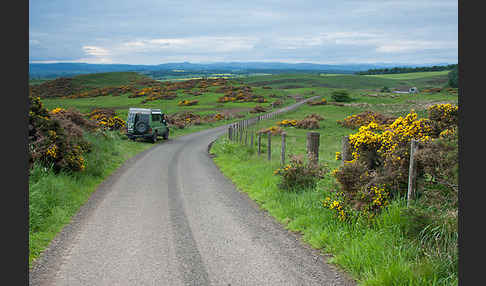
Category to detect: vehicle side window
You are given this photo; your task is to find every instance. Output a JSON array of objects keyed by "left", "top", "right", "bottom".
[{"left": 136, "top": 113, "right": 149, "bottom": 123}]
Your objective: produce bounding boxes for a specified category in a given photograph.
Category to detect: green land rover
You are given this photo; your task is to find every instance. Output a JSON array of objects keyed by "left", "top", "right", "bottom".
[{"left": 126, "top": 108, "right": 169, "bottom": 143}]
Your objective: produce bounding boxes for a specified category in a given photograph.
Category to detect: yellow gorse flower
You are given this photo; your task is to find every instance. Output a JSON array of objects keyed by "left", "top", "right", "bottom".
[
  {"left": 50, "top": 107, "right": 65, "bottom": 115},
  {"left": 46, "top": 144, "right": 58, "bottom": 158}
]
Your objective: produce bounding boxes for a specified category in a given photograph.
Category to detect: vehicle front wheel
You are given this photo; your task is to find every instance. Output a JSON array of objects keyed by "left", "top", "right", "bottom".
[
  {"left": 152, "top": 132, "right": 157, "bottom": 143},
  {"left": 162, "top": 130, "right": 169, "bottom": 140}
]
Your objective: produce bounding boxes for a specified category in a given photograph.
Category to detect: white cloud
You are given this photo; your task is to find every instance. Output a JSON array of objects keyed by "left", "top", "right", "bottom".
[
  {"left": 81, "top": 46, "right": 113, "bottom": 63},
  {"left": 83, "top": 46, "right": 110, "bottom": 57},
  {"left": 119, "top": 36, "right": 257, "bottom": 54},
  {"left": 376, "top": 40, "right": 456, "bottom": 53}
]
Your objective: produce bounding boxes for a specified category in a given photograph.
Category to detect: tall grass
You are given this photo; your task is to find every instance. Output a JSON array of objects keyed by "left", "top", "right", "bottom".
[{"left": 211, "top": 136, "right": 458, "bottom": 285}]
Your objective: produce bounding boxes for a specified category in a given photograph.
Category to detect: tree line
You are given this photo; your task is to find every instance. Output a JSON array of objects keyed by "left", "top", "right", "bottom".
[{"left": 355, "top": 64, "right": 457, "bottom": 75}]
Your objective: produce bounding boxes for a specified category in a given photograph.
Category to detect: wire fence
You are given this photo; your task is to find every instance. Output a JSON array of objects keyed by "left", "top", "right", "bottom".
[{"left": 222, "top": 98, "right": 421, "bottom": 205}]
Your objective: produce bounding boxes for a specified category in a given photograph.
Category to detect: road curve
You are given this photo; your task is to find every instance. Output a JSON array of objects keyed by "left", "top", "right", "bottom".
[{"left": 30, "top": 101, "right": 355, "bottom": 286}]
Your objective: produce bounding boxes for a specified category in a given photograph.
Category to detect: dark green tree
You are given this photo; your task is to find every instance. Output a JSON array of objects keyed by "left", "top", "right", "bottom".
[
  {"left": 331, "top": 89, "right": 352, "bottom": 102},
  {"left": 448, "top": 65, "right": 458, "bottom": 88}
]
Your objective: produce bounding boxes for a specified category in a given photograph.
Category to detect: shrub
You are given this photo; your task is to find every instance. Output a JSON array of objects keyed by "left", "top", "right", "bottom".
[
  {"left": 213, "top": 113, "right": 226, "bottom": 121},
  {"left": 295, "top": 118, "right": 320, "bottom": 129},
  {"left": 249, "top": 105, "right": 267, "bottom": 113},
  {"left": 257, "top": 126, "right": 283, "bottom": 136},
  {"left": 426, "top": 103, "right": 458, "bottom": 137},
  {"left": 330, "top": 103, "right": 458, "bottom": 222},
  {"left": 51, "top": 108, "right": 98, "bottom": 135},
  {"left": 337, "top": 111, "right": 396, "bottom": 130},
  {"left": 277, "top": 115, "right": 323, "bottom": 129},
  {"left": 331, "top": 90, "right": 352, "bottom": 102},
  {"left": 322, "top": 191, "right": 352, "bottom": 221},
  {"left": 415, "top": 135, "right": 458, "bottom": 209},
  {"left": 331, "top": 161, "right": 372, "bottom": 198},
  {"left": 307, "top": 98, "right": 327, "bottom": 105},
  {"left": 273, "top": 154, "right": 327, "bottom": 190},
  {"left": 304, "top": 113, "right": 324, "bottom": 121},
  {"left": 89, "top": 108, "right": 126, "bottom": 131},
  {"left": 277, "top": 119, "right": 297, "bottom": 127},
  {"left": 28, "top": 96, "right": 91, "bottom": 173},
  {"left": 448, "top": 65, "right": 458, "bottom": 88},
  {"left": 178, "top": 99, "right": 199, "bottom": 106}
]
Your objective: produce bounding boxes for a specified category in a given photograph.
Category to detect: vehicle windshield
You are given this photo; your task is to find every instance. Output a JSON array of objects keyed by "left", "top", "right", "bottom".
[{"left": 127, "top": 112, "right": 136, "bottom": 123}]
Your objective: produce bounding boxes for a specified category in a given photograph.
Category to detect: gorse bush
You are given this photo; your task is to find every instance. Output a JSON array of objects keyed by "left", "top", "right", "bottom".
[
  {"left": 29, "top": 95, "right": 92, "bottom": 173},
  {"left": 257, "top": 126, "right": 283, "bottom": 136},
  {"left": 178, "top": 99, "right": 199, "bottom": 106},
  {"left": 276, "top": 114, "right": 323, "bottom": 129},
  {"left": 322, "top": 191, "right": 352, "bottom": 222},
  {"left": 337, "top": 111, "right": 396, "bottom": 130},
  {"left": 295, "top": 118, "right": 320, "bottom": 129},
  {"left": 426, "top": 103, "right": 458, "bottom": 137},
  {"left": 89, "top": 108, "right": 126, "bottom": 131},
  {"left": 332, "top": 103, "right": 458, "bottom": 219},
  {"left": 273, "top": 154, "right": 327, "bottom": 190},
  {"left": 326, "top": 102, "right": 459, "bottom": 283},
  {"left": 415, "top": 135, "right": 458, "bottom": 209}
]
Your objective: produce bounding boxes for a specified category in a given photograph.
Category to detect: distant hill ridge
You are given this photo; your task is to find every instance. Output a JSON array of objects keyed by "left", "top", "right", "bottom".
[{"left": 29, "top": 62, "right": 455, "bottom": 79}]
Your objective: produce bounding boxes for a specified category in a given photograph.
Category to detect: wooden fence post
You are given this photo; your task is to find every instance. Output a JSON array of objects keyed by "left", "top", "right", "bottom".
[
  {"left": 258, "top": 133, "right": 262, "bottom": 156},
  {"left": 341, "top": 135, "right": 352, "bottom": 165},
  {"left": 267, "top": 131, "right": 272, "bottom": 161},
  {"left": 407, "top": 140, "right": 419, "bottom": 207},
  {"left": 244, "top": 129, "right": 248, "bottom": 145},
  {"left": 281, "top": 132, "right": 286, "bottom": 166},
  {"left": 228, "top": 126, "right": 233, "bottom": 141},
  {"left": 306, "top": 132, "right": 320, "bottom": 164},
  {"left": 251, "top": 130, "right": 254, "bottom": 147},
  {"left": 239, "top": 123, "right": 243, "bottom": 144}
]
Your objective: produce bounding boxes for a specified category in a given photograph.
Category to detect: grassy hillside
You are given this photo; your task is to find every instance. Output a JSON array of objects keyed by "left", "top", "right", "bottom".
[{"left": 71, "top": 72, "right": 147, "bottom": 89}]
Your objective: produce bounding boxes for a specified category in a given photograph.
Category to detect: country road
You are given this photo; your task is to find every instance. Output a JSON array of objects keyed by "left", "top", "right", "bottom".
[{"left": 30, "top": 99, "right": 355, "bottom": 286}]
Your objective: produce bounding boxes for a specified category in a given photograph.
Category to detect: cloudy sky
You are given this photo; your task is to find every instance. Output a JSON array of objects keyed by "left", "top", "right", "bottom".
[{"left": 29, "top": 0, "right": 458, "bottom": 65}]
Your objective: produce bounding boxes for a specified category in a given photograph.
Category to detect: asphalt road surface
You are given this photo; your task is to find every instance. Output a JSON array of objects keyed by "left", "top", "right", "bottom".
[{"left": 30, "top": 100, "right": 355, "bottom": 286}]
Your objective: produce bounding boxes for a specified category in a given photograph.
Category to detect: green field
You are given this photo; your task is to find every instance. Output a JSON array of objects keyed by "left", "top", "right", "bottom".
[
  {"left": 364, "top": 70, "right": 450, "bottom": 80},
  {"left": 239, "top": 71, "right": 449, "bottom": 91}
]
